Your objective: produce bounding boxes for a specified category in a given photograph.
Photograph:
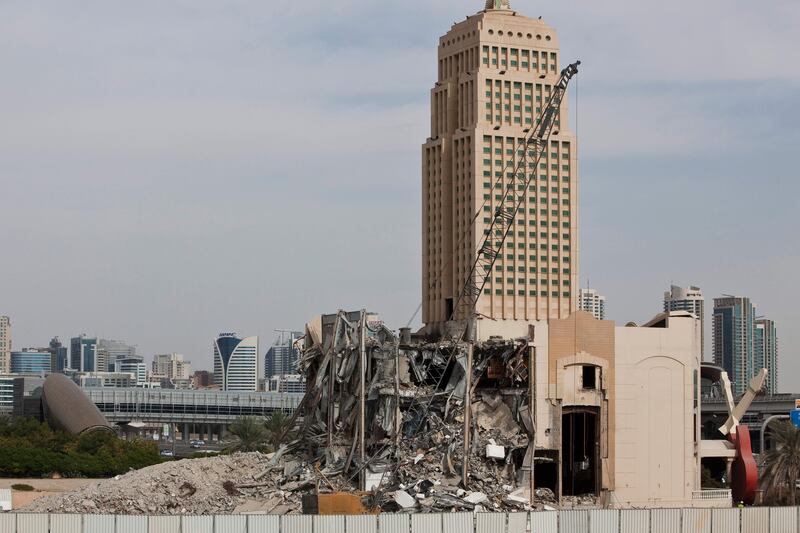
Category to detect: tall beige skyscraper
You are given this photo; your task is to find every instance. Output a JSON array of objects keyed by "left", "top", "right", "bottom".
[
  {"left": 0, "top": 316, "right": 10, "bottom": 374},
  {"left": 422, "top": 1, "right": 578, "bottom": 327}
]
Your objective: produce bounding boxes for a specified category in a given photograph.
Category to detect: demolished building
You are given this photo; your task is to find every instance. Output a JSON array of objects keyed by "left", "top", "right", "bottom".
[{"left": 289, "top": 308, "right": 731, "bottom": 511}]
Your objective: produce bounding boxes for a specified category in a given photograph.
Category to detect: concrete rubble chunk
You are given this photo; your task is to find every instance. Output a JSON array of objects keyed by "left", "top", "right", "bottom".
[
  {"left": 486, "top": 441, "right": 505, "bottom": 459},
  {"left": 392, "top": 490, "right": 417, "bottom": 509},
  {"left": 463, "top": 492, "right": 488, "bottom": 504}
]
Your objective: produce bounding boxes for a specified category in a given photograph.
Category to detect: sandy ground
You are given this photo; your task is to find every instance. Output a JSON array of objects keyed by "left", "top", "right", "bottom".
[{"left": 0, "top": 478, "right": 103, "bottom": 510}]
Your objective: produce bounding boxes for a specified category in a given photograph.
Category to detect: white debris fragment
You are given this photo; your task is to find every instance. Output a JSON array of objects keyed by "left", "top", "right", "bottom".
[
  {"left": 506, "top": 488, "right": 530, "bottom": 504},
  {"left": 464, "top": 492, "right": 488, "bottom": 504},
  {"left": 486, "top": 442, "right": 505, "bottom": 459},
  {"left": 393, "top": 490, "right": 417, "bottom": 509}
]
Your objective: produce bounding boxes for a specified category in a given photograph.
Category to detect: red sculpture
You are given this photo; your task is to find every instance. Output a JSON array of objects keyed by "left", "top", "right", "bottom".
[{"left": 729, "top": 425, "right": 758, "bottom": 505}]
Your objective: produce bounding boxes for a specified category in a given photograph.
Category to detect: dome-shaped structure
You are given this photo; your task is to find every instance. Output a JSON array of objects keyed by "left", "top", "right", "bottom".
[
  {"left": 485, "top": 0, "right": 511, "bottom": 9},
  {"left": 42, "top": 373, "right": 112, "bottom": 435}
]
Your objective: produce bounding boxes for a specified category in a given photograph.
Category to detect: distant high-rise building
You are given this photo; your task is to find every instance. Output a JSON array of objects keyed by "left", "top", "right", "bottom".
[
  {"left": 77, "top": 372, "right": 136, "bottom": 388},
  {"left": 10, "top": 350, "right": 51, "bottom": 374},
  {"left": 70, "top": 335, "right": 98, "bottom": 372},
  {"left": 268, "top": 374, "right": 306, "bottom": 394},
  {"left": 755, "top": 318, "right": 778, "bottom": 393},
  {"left": 0, "top": 317, "right": 10, "bottom": 374},
  {"left": 98, "top": 339, "right": 136, "bottom": 372},
  {"left": 152, "top": 353, "right": 192, "bottom": 381},
  {"left": 48, "top": 337, "right": 68, "bottom": 372},
  {"left": 422, "top": 1, "right": 578, "bottom": 328},
  {"left": 114, "top": 356, "right": 147, "bottom": 386},
  {"left": 578, "top": 288, "right": 606, "bottom": 320},
  {"left": 213, "top": 334, "right": 258, "bottom": 391},
  {"left": 713, "top": 296, "right": 756, "bottom": 396},
  {"left": 664, "top": 285, "right": 705, "bottom": 360},
  {"left": 264, "top": 331, "right": 302, "bottom": 380}
]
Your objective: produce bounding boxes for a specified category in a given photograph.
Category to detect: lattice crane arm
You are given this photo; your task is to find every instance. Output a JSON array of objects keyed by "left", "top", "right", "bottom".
[{"left": 450, "top": 61, "right": 581, "bottom": 329}]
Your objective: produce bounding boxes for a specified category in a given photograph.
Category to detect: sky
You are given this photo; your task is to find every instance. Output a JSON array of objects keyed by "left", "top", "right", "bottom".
[{"left": 1, "top": 1, "right": 798, "bottom": 388}]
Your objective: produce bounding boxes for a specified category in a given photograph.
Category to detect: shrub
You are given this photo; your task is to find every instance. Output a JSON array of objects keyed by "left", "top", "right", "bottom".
[
  {"left": 0, "top": 418, "right": 162, "bottom": 478},
  {"left": 11, "top": 484, "right": 34, "bottom": 491}
]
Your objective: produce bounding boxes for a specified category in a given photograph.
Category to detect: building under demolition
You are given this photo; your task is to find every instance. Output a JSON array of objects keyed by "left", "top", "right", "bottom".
[{"left": 291, "top": 308, "right": 728, "bottom": 511}]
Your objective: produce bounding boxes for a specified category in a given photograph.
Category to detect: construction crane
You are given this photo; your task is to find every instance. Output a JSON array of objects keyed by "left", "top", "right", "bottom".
[
  {"left": 450, "top": 60, "right": 581, "bottom": 334},
  {"left": 377, "top": 60, "right": 583, "bottom": 495}
]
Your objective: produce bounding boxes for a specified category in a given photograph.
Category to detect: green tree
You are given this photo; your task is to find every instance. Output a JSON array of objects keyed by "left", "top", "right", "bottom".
[
  {"left": 761, "top": 421, "right": 800, "bottom": 505},
  {"left": 224, "top": 416, "right": 267, "bottom": 452},
  {"left": 264, "top": 411, "right": 293, "bottom": 452},
  {"left": 0, "top": 418, "right": 161, "bottom": 477}
]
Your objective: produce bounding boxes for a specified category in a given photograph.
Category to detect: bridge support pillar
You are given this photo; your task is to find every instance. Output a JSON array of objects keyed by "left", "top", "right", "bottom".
[
  {"left": 726, "top": 458, "right": 733, "bottom": 487},
  {"left": 183, "top": 424, "right": 189, "bottom": 442}
]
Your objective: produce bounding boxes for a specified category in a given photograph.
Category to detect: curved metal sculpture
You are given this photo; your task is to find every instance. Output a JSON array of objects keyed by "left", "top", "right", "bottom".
[
  {"left": 41, "top": 374, "right": 113, "bottom": 435},
  {"left": 730, "top": 426, "right": 758, "bottom": 504}
]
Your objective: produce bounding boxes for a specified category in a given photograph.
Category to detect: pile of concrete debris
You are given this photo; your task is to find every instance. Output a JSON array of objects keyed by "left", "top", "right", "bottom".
[
  {"left": 24, "top": 310, "right": 584, "bottom": 515},
  {"left": 22, "top": 453, "right": 304, "bottom": 515},
  {"left": 280, "top": 310, "right": 559, "bottom": 513}
]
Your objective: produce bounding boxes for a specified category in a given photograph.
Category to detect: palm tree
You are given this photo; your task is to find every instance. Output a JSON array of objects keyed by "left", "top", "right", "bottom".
[
  {"left": 761, "top": 420, "right": 800, "bottom": 505},
  {"left": 263, "top": 411, "right": 293, "bottom": 452},
  {"left": 224, "top": 416, "right": 267, "bottom": 453}
]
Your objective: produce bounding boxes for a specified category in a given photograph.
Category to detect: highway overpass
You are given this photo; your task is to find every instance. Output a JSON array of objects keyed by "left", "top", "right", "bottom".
[{"left": 83, "top": 387, "right": 304, "bottom": 442}]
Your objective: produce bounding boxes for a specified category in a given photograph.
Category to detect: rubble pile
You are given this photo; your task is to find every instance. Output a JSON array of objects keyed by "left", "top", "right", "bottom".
[
  {"left": 285, "top": 311, "right": 555, "bottom": 512},
  {"left": 25, "top": 311, "right": 588, "bottom": 515},
  {"left": 22, "top": 453, "right": 304, "bottom": 515}
]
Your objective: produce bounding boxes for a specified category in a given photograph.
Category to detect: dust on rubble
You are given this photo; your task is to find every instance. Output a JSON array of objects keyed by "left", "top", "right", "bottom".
[{"left": 20, "top": 452, "right": 301, "bottom": 515}]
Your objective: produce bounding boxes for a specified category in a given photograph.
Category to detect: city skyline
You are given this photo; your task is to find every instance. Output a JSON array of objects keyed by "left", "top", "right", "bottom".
[{"left": 1, "top": 0, "right": 798, "bottom": 387}]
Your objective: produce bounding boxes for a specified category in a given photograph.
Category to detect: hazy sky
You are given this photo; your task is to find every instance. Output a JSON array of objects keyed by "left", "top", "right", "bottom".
[{"left": 1, "top": 1, "right": 798, "bottom": 389}]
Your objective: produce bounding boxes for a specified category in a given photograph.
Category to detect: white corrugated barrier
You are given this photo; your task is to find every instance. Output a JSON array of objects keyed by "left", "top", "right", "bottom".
[
  {"left": 682, "top": 508, "right": 711, "bottom": 533},
  {"left": 246, "top": 515, "right": 279, "bottom": 533},
  {"left": 619, "top": 509, "right": 648, "bottom": 533},
  {"left": 214, "top": 516, "right": 248, "bottom": 533},
  {"left": 741, "top": 507, "right": 769, "bottom": 533},
  {"left": 770, "top": 507, "right": 798, "bottom": 533},
  {"left": 712, "top": 508, "right": 740, "bottom": 532},
  {"left": 588, "top": 510, "right": 619, "bottom": 533},
  {"left": 651, "top": 508, "right": 681, "bottom": 533},
  {"left": 475, "top": 512, "right": 503, "bottom": 533},
  {"left": 2, "top": 507, "right": 800, "bottom": 532},
  {"left": 560, "top": 510, "right": 588, "bottom": 533},
  {"left": 507, "top": 512, "right": 529, "bottom": 533}
]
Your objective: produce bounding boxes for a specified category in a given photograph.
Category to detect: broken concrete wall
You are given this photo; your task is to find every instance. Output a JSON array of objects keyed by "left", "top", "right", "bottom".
[
  {"left": 291, "top": 310, "right": 555, "bottom": 512},
  {"left": 548, "top": 311, "right": 615, "bottom": 497}
]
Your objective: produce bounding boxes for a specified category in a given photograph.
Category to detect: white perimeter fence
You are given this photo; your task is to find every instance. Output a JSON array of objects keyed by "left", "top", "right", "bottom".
[{"left": 1, "top": 507, "right": 799, "bottom": 533}]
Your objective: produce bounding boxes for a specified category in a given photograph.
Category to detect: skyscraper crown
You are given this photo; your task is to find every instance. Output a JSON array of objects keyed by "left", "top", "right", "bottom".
[{"left": 485, "top": 0, "right": 511, "bottom": 10}]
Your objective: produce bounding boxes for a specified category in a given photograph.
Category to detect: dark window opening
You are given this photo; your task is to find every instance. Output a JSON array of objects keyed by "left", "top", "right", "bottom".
[
  {"left": 582, "top": 365, "right": 596, "bottom": 390},
  {"left": 534, "top": 450, "right": 559, "bottom": 494},
  {"left": 562, "top": 409, "right": 600, "bottom": 496},
  {"left": 445, "top": 298, "right": 454, "bottom": 319},
  {"left": 701, "top": 458, "right": 728, "bottom": 489}
]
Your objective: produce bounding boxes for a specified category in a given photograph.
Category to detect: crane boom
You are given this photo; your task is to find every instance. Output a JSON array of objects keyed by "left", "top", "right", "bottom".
[{"left": 450, "top": 61, "right": 581, "bottom": 328}]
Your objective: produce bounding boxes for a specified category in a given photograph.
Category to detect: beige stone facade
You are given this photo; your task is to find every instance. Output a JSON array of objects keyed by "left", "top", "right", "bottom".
[
  {"left": 474, "top": 311, "right": 717, "bottom": 507},
  {"left": 613, "top": 312, "right": 704, "bottom": 507},
  {"left": 422, "top": 2, "right": 578, "bottom": 327}
]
